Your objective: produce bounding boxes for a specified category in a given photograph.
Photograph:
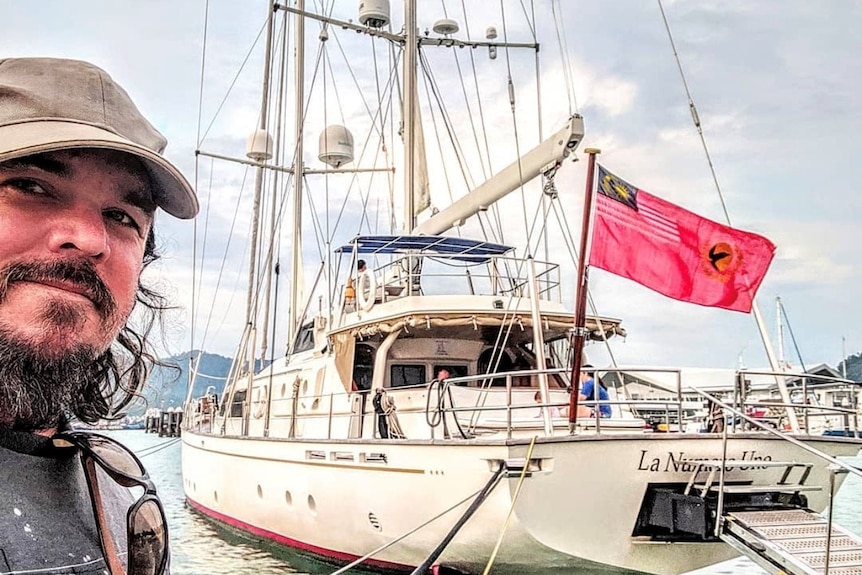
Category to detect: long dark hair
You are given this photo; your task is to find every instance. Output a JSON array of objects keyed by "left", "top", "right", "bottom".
[{"left": 72, "top": 228, "right": 173, "bottom": 423}]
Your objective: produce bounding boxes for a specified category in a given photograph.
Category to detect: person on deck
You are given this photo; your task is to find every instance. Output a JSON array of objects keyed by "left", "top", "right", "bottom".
[
  {"left": 344, "top": 259, "right": 366, "bottom": 311},
  {"left": 0, "top": 57, "right": 197, "bottom": 575},
  {"left": 579, "top": 365, "right": 612, "bottom": 418}
]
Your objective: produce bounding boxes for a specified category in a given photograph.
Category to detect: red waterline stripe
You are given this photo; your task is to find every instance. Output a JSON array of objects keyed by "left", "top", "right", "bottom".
[{"left": 185, "top": 497, "right": 414, "bottom": 572}]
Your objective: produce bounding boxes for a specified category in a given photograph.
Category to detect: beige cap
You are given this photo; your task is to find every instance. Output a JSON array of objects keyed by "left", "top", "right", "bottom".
[{"left": 0, "top": 57, "right": 198, "bottom": 219}]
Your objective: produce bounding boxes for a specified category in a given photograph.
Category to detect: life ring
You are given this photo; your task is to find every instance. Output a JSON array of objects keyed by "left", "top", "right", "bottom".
[{"left": 355, "top": 268, "right": 376, "bottom": 312}]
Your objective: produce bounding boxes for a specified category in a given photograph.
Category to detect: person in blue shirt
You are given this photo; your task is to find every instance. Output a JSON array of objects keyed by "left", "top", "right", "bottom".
[{"left": 579, "top": 365, "right": 612, "bottom": 418}]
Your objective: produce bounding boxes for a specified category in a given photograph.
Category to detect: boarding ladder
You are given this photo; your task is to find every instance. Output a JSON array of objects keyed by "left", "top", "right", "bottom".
[{"left": 687, "top": 461, "right": 862, "bottom": 574}]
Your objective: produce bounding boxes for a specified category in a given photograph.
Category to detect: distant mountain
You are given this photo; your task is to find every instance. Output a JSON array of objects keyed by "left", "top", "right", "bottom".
[{"left": 130, "top": 350, "right": 233, "bottom": 415}]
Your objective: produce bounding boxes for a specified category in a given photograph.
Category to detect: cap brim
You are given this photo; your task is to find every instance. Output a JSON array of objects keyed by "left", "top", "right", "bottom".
[{"left": 0, "top": 121, "right": 198, "bottom": 219}]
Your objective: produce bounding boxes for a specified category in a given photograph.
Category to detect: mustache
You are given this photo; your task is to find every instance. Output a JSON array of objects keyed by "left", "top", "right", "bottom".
[{"left": 0, "top": 260, "right": 116, "bottom": 319}]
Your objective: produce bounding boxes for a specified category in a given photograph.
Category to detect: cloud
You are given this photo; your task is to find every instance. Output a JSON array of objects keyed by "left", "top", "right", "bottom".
[{"left": 5, "top": 0, "right": 861, "bottom": 371}]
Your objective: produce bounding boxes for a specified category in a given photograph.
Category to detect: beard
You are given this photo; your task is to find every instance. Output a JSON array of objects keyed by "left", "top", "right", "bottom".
[
  {"left": 0, "top": 259, "right": 120, "bottom": 431},
  {"left": 0, "top": 326, "right": 110, "bottom": 431}
]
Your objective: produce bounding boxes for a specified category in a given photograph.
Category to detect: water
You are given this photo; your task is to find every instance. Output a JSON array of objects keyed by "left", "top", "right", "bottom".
[{"left": 113, "top": 431, "right": 862, "bottom": 575}]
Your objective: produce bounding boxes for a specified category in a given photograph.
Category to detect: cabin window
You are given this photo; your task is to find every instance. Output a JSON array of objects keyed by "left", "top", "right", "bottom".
[
  {"left": 390, "top": 364, "right": 426, "bottom": 388},
  {"left": 230, "top": 390, "right": 247, "bottom": 417},
  {"left": 434, "top": 364, "right": 469, "bottom": 385},
  {"left": 292, "top": 321, "right": 315, "bottom": 354},
  {"left": 477, "top": 348, "right": 515, "bottom": 387}
]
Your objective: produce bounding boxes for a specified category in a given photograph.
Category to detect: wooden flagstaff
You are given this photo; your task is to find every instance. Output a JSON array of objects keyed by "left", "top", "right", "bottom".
[{"left": 568, "top": 148, "right": 601, "bottom": 432}]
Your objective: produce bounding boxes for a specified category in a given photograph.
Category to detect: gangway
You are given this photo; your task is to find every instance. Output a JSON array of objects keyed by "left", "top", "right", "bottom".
[
  {"left": 682, "top": 458, "right": 862, "bottom": 575},
  {"left": 722, "top": 509, "right": 862, "bottom": 575}
]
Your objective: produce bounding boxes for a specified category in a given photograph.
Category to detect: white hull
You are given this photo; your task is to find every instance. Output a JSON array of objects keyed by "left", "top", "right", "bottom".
[{"left": 181, "top": 430, "right": 860, "bottom": 574}]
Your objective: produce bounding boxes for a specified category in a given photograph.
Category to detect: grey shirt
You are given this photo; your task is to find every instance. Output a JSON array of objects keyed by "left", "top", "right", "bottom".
[{"left": 0, "top": 431, "right": 134, "bottom": 575}]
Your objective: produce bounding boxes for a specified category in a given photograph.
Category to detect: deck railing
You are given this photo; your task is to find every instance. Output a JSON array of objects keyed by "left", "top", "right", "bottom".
[
  {"left": 366, "top": 254, "right": 562, "bottom": 302},
  {"left": 185, "top": 366, "right": 860, "bottom": 441}
]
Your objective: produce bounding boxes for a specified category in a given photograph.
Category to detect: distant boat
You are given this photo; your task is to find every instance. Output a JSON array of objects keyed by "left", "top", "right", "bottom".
[{"left": 181, "top": 2, "right": 862, "bottom": 574}]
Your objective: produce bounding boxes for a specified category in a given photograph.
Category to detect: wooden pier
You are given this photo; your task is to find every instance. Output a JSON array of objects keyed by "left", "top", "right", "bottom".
[{"left": 145, "top": 408, "right": 183, "bottom": 437}]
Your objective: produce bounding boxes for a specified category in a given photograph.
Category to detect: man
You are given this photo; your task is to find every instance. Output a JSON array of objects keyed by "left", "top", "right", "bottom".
[
  {"left": 0, "top": 58, "right": 197, "bottom": 574},
  {"left": 579, "top": 365, "right": 612, "bottom": 418}
]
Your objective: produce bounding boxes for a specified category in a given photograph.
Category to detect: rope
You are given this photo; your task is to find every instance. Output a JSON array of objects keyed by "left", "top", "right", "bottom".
[
  {"left": 381, "top": 393, "right": 405, "bottom": 439},
  {"left": 136, "top": 437, "right": 181, "bottom": 458},
  {"left": 481, "top": 435, "right": 537, "bottom": 575}
]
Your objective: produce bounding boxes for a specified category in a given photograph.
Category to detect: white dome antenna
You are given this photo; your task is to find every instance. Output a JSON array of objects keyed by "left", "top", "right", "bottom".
[
  {"left": 246, "top": 128, "right": 273, "bottom": 161},
  {"left": 319, "top": 125, "right": 354, "bottom": 168},
  {"left": 433, "top": 18, "right": 459, "bottom": 35},
  {"left": 358, "top": 0, "right": 390, "bottom": 28}
]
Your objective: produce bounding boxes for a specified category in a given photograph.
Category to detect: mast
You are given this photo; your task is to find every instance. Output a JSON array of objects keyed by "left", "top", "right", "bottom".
[
  {"left": 245, "top": 0, "right": 276, "bottom": 350},
  {"left": 568, "top": 148, "right": 600, "bottom": 430},
  {"left": 289, "top": 0, "right": 306, "bottom": 341},
  {"left": 402, "top": 0, "right": 417, "bottom": 232},
  {"left": 241, "top": 0, "right": 276, "bottom": 436}
]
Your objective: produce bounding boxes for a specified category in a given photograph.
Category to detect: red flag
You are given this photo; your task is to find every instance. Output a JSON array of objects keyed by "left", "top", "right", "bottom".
[{"left": 589, "top": 166, "right": 775, "bottom": 313}]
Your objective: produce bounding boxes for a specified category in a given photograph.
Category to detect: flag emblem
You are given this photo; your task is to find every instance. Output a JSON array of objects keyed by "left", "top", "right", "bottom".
[
  {"left": 598, "top": 166, "right": 638, "bottom": 211},
  {"left": 707, "top": 242, "right": 734, "bottom": 273}
]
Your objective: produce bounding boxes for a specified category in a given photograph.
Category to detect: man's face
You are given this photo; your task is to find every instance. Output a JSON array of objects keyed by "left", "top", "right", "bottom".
[{"left": 0, "top": 149, "right": 154, "bottom": 357}]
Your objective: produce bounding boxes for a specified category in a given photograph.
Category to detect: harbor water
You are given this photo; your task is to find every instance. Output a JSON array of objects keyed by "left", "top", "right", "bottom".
[{"left": 117, "top": 431, "right": 862, "bottom": 575}]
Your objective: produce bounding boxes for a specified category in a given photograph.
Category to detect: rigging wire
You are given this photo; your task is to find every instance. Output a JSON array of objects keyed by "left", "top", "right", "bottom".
[
  {"left": 190, "top": 0, "right": 211, "bottom": 361},
  {"left": 656, "top": 0, "right": 789, "bottom": 398},
  {"left": 779, "top": 300, "right": 808, "bottom": 373},
  {"left": 418, "top": 51, "right": 475, "bottom": 239},
  {"left": 657, "top": 0, "right": 732, "bottom": 226},
  {"left": 198, "top": 18, "right": 270, "bottom": 145},
  {"left": 457, "top": 0, "right": 493, "bottom": 180},
  {"left": 547, "top": 191, "right": 620, "bottom": 367},
  {"left": 326, "top": 30, "right": 398, "bottom": 238},
  {"left": 551, "top": 0, "right": 578, "bottom": 116},
  {"left": 196, "top": 164, "right": 253, "bottom": 351},
  {"left": 499, "top": 0, "right": 532, "bottom": 256}
]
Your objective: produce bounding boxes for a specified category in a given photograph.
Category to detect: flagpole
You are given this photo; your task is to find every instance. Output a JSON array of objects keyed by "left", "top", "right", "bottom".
[{"left": 569, "top": 148, "right": 601, "bottom": 432}]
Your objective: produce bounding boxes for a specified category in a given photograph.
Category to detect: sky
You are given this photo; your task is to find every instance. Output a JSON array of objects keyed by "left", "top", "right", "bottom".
[{"left": 4, "top": 1, "right": 862, "bottom": 372}]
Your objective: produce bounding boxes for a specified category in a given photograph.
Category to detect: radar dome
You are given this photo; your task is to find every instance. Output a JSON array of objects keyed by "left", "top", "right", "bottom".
[
  {"left": 359, "top": 0, "right": 390, "bottom": 28},
  {"left": 319, "top": 125, "right": 354, "bottom": 168},
  {"left": 246, "top": 128, "right": 273, "bottom": 161}
]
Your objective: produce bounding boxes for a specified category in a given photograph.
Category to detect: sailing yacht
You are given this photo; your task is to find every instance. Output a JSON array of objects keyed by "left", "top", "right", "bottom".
[{"left": 181, "top": 2, "right": 862, "bottom": 574}]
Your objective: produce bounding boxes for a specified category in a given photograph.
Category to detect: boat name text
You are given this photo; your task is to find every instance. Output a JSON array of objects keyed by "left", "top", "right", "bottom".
[{"left": 636, "top": 450, "right": 772, "bottom": 473}]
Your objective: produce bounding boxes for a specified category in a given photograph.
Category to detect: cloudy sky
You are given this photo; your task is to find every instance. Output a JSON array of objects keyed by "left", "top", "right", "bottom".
[{"left": 4, "top": 1, "right": 861, "bottom": 372}]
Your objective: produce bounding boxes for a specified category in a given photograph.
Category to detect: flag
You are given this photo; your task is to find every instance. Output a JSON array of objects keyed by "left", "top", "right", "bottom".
[{"left": 589, "top": 165, "right": 775, "bottom": 313}]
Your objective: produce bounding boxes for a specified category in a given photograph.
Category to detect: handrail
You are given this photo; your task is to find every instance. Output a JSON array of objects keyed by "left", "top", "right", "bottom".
[
  {"left": 188, "top": 365, "right": 862, "bottom": 443},
  {"left": 686, "top": 386, "right": 862, "bottom": 482}
]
